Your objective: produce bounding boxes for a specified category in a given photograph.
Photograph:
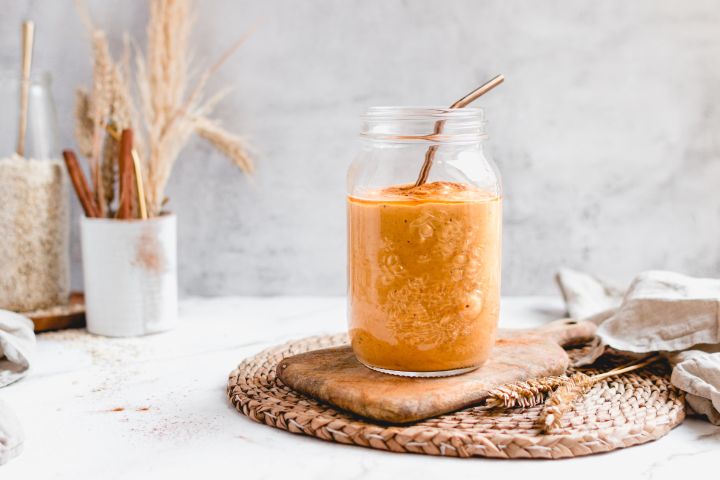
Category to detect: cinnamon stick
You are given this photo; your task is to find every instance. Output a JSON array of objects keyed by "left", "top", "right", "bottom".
[
  {"left": 117, "top": 128, "right": 135, "bottom": 219},
  {"left": 62, "top": 149, "right": 100, "bottom": 218}
]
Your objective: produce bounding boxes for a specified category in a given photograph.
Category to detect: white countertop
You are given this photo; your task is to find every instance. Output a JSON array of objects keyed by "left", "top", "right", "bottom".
[{"left": 1, "top": 296, "right": 718, "bottom": 479}]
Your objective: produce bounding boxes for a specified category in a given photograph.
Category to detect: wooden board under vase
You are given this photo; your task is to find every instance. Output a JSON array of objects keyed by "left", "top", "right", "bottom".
[{"left": 22, "top": 292, "right": 86, "bottom": 332}]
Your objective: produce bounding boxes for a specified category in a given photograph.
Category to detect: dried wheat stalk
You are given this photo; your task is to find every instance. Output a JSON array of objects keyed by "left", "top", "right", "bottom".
[
  {"left": 140, "top": 0, "right": 193, "bottom": 215},
  {"left": 195, "top": 116, "right": 254, "bottom": 174},
  {"left": 485, "top": 376, "right": 569, "bottom": 409},
  {"left": 88, "top": 30, "right": 116, "bottom": 215},
  {"left": 116, "top": 34, "right": 140, "bottom": 135},
  {"left": 540, "top": 372, "right": 595, "bottom": 431},
  {"left": 74, "top": 89, "right": 95, "bottom": 158}
]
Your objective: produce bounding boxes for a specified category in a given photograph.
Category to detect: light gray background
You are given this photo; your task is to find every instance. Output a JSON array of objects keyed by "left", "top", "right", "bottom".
[{"left": 2, "top": 0, "right": 719, "bottom": 296}]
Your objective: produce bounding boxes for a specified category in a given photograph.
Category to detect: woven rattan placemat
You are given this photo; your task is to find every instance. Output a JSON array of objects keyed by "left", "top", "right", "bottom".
[{"left": 227, "top": 334, "right": 686, "bottom": 459}]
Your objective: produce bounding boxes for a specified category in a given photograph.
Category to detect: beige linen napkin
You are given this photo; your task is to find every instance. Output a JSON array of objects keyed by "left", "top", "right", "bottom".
[
  {"left": 0, "top": 310, "right": 35, "bottom": 388},
  {"left": 0, "top": 309, "right": 34, "bottom": 465},
  {"left": 0, "top": 399, "right": 23, "bottom": 466},
  {"left": 556, "top": 269, "right": 720, "bottom": 425}
]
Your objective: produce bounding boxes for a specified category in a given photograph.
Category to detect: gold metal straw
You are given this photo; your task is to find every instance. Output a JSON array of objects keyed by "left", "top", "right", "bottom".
[
  {"left": 414, "top": 74, "right": 504, "bottom": 187},
  {"left": 16, "top": 20, "right": 35, "bottom": 157},
  {"left": 132, "top": 151, "right": 148, "bottom": 219}
]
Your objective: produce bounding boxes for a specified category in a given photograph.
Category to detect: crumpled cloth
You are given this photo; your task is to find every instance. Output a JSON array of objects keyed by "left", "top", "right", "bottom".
[
  {"left": 0, "top": 399, "right": 24, "bottom": 466},
  {"left": 0, "top": 309, "right": 35, "bottom": 465},
  {"left": 557, "top": 269, "right": 720, "bottom": 425}
]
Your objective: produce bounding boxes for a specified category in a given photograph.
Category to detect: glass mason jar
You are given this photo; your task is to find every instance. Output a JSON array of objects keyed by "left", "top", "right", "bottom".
[{"left": 347, "top": 107, "right": 502, "bottom": 377}]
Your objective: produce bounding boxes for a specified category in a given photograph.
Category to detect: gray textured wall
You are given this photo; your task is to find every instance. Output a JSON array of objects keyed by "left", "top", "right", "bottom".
[{"left": 2, "top": 0, "right": 720, "bottom": 296}]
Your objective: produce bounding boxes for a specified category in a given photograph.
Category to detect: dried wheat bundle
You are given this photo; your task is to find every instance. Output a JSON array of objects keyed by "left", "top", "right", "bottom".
[
  {"left": 485, "top": 375, "right": 569, "bottom": 409},
  {"left": 74, "top": 0, "right": 255, "bottom": 217},
  {"left": 539, "top": 354, "right": 661, "bottom": 432},
  {"left": 484, "top": 353, "right": 662, "bottom": 433}
]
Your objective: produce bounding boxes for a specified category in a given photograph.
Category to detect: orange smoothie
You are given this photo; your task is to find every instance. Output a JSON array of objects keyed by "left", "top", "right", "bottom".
[{"left": 348, "top": 181, "right": 501, "bottom": 374}]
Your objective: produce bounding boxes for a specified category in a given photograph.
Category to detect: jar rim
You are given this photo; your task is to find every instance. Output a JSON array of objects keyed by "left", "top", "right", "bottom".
[
  {"left": 362, "top": 106, "right": 484, "bottom": 121},
  {"left": 361, "top": 106, "right": 486, "bottom": 144}
]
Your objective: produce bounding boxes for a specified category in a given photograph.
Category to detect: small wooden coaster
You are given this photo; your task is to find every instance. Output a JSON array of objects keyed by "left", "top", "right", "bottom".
[
  {"left": 22, "top": 292, "right": 86, "bottom": 332},
  {"left": 227, "top": 334, "right": 686, "bottom": 459}
]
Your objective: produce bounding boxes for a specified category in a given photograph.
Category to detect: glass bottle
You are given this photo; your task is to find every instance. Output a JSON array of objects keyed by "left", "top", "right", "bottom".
[{"left": 0, "top": 72, "right": 69, "bottom": 311}]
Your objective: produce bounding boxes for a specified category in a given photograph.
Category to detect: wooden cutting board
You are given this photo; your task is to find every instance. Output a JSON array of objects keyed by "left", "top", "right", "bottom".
[{"left": 277, "top": 319, "right": 596, "bottom": 423}]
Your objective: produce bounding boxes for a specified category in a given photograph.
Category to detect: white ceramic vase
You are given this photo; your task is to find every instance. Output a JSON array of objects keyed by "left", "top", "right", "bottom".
[{"left": 80, "top": 214, "right": 178, "bottom": 337}]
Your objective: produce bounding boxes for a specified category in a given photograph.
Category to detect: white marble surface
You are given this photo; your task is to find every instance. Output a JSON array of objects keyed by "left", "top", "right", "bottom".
[
  {"left": 3, "top": 1, "right": 720, "bottom": 296},
  {"left": 1, "top": 296, "right": 718, "bottom": 479}
]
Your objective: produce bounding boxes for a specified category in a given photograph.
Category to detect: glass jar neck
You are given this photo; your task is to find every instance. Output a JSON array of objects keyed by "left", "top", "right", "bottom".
[
  {"left": 361, "top": 106, "right": 486, "bottom": 145},
  {"left": 0, "top": 71, "right": 52, "bottom": 88}
]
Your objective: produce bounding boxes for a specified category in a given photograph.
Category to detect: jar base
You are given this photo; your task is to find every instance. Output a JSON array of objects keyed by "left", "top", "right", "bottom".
[{"left": 360, "top": 361, "right": 480, "bottom": 378}]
